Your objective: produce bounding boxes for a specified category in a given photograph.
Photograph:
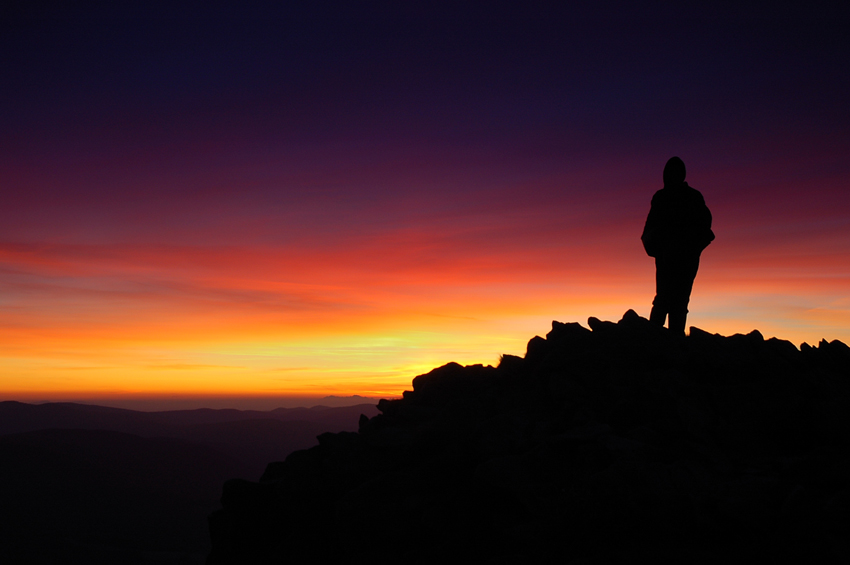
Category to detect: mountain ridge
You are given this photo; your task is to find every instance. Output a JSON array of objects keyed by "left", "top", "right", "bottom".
[
  {"left": 0, "top": 401, "right": 379, "bottom": 435},
  {"left": 208, "top": 310, "right": 850, "bottom": 563}
]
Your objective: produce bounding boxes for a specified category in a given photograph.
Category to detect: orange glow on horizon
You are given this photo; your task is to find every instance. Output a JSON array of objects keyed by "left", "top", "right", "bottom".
[
  {"left": 3, "top": 11, "right": 850, "bottom": 413},
  {"left": 3, "top": 167, "right": 849, "bottom": 406}
]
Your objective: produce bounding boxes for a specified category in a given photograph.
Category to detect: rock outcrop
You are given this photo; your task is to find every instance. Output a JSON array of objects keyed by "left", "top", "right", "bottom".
[{"left": 208, "top": 311, "right": 850, "bottom": 563}]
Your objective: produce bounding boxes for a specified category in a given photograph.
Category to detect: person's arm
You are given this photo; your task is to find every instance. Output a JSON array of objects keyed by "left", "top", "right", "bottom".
[{"left": 641, "top": 194, "right": 660, "bottom": 257}]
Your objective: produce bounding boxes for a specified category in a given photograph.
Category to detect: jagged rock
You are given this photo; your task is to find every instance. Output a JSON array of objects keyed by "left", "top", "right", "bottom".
[
  {"left": 525, "top": 335, "right": 548, "bottom": 363},
  {"left": 208, "top": 312, "right": 850, "bottom": 564}
]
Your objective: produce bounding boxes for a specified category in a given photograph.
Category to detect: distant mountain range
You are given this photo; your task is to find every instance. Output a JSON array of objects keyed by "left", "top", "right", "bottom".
[
  {"left": 0, "top": 401, "right": 379, "bottom": 563},
  {"left": 0, "top": 401, "right": 379, "bottom": 474},
  {"left": 37, "top": 395, "right": 383, "bottom": 412}
]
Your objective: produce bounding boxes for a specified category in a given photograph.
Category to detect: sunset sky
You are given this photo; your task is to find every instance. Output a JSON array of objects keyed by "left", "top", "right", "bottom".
[{"left": 2, "top": 3, "right": 849, "bottom": 409}]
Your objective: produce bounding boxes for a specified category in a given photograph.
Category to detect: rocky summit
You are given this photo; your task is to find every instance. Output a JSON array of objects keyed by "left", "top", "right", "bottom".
[{"left": 207, "top": 311, "right": 850, "bottom": 564}]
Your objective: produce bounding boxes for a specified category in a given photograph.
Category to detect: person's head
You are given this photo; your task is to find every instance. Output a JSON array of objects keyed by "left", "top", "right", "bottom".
[{"left": 663, "top": 157, "right": 686, "bottom": 187}]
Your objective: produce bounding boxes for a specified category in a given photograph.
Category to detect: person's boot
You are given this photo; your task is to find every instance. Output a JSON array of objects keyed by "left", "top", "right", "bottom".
[
  {"left": 649, "top": 305, "right": 667, "bottom": 327},
  {"left": 668, "top": 310, "right": 688, "bottom": 336}
]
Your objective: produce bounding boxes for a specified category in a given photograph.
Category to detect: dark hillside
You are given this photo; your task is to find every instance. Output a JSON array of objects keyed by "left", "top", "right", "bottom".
[
  {"left": 208, "top": 311, "right": 850, "bottom": 564},
  {"left": 0, "top": 429, "right": 246, "bottom": 564},
  {"left": 0, "top": 403, "right": 379, "bottom": 480},
  {"left": 178, "top": 419, "right": 345, "bottom": 478},
  {"left": 0, "top": 403, "right": 378, "bottom": 563}
]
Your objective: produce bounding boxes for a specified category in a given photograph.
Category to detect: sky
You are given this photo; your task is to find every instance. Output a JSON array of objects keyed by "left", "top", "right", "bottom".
[{"left": 1, "top": 3, "right": 849, "bottom": 409}]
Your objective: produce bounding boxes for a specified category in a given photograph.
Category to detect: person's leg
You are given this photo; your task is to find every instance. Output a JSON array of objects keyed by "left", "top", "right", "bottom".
[
  {"left": 667, "top": 256, "right": 700, "bottom": 335},
  {"left": 649, "top": 303, "right": 667, "bottom": 326},
  {"left": 667, "top": 309, "right": 687, "bottom": 335},
  {"left": 651, "top": 257, "right": 672, "bottom": 327}
]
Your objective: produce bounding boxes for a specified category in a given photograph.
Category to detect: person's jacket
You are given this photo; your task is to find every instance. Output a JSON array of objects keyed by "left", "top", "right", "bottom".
[{"left": 641, "top": 182, "right": 714, "bottom": 258}]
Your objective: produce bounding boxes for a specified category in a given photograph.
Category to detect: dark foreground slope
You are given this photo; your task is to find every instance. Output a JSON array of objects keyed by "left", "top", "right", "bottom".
[{"left": 208, "top": 311, "right": 850, "bottom": 564}]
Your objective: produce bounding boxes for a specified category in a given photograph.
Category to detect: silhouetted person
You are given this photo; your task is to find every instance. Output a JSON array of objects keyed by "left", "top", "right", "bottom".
[{"left": 641, "top": 157, "right": 714, "bottom": 335}]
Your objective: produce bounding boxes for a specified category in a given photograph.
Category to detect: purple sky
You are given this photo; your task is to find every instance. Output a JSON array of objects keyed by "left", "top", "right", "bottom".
[{"left": 2, "top": 3, "right": 849, "bottom": 408}]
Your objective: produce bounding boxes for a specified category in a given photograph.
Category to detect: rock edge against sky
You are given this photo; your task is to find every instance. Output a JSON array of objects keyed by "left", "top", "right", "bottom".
[{"left": 208, "top": 311, "right": 850, "bottom": 563}]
